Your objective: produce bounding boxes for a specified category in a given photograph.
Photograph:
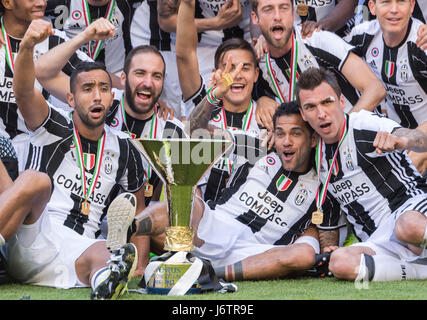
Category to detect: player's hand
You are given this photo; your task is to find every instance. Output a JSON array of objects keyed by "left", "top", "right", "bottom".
[
  {"left": 157, "top": 99, "right": 175, "bottom": 120},
  {"left": 259, "top": 129, "right": 275, "bottom": 151},
  {"left": 416, "top": 24, "right": 427, "bottom": 50},
  {"left": 252, "top": 35, "right": 268, "bottom": 61},
  {"left": 255, "top": 96, "right": 279, "bottom": 132},
  {"left": 83, "top": 17, "right": 116, "bottom": 41},
  {"left": 299, "top": 21, "right": 322, "bottom": 39},
  {"left": 322, "top": 245, "right": 339, "bottom": 253},
  {"left": 209, "top": 54, "right": 244, "bottom": 99},
  {"left": 373, "top": 131, "right": 408, "bottom": 154},
  {"left": 215, "top": 0, "right": 242, "bottom": 29},
  {"left": 20, "top": 19, "right": 54, "bottom": 49}
]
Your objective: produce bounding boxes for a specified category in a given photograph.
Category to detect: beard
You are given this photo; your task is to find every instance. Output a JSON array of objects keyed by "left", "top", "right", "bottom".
[
  {"left": 264, "top": 26, "right": 293, "bottom": 51},
  {"left": 125, "top": 79, "right": 162, "bottom": 116},
  {"left": 75, "top": 103, "right": 107, "bottom": 129}
]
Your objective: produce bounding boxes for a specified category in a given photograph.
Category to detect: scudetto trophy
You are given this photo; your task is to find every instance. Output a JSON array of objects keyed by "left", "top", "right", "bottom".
[{"left": 131, "top": 137, "right": 233, "bottom": 295}]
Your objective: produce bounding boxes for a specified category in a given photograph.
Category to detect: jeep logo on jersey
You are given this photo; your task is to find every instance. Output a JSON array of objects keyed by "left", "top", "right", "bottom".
[
  {"left": 104, "top": 155, "right": 113, "bottom": 174},
  {"left": 276, "top": 174, "right": 292, "bottom": 191},
  {"left": 83, "top": 153, "right": 95, "bottom": 170},
  {"left": 294, "top": 188, "right": 308, "bottom": 206}
]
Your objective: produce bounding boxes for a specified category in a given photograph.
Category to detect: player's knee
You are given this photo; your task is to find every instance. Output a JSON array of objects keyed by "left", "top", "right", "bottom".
[
  {"left": 329, "top": 248, "right": 357, "bottom": 280},
  {"left": 395, "top": 211, "right": 425, "bottom": 244},
  {"left": 19, "top": 170, "right": 51, "bottom": 199}
]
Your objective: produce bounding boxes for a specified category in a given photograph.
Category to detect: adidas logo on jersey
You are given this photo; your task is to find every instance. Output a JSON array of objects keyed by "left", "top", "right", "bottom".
[{"left": 369, "top": 60, "right": 377, "bottom": 70}]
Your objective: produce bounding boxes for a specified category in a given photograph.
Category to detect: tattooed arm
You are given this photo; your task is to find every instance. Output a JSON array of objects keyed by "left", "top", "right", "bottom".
[
  {"left": 318, "top": 229, "right": 339, "bottom": 253},
  {"left": 374, "top": 127, "right": 427, "bottom": 154}
]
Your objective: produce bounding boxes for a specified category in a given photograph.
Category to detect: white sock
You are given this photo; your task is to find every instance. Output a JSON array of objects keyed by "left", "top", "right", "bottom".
[
  {"left": 371, "top": 255, "right": 417, "bottom": 281},
  {"left": 90, "top": 266, "right": 110, "bottom": 290},
  {"left": 0, "top": 233, "right": 5, "bottom": 247}
]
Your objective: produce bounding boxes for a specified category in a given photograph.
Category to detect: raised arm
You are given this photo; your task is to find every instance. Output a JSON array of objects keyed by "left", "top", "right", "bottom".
[
  {"left": 157, "top": 0, "right": 242, "bottom": 33},
  {"left": 374, "top": 127, "right": 427, "bottom": 154},
  {"left": 341, "top": 52, "right": 386, "bottom": 113},
  {"left": 176, "top": 0, "right": 202, "bottom": 100},
  {"left": 13, "top": 20, "right": 53, "bottom": 131},
  {"left": 35, "top": 18, "right": 115, "bottom": 103},
  {"left": 187, "top": 55, "right": 243, "bottom": 133}
]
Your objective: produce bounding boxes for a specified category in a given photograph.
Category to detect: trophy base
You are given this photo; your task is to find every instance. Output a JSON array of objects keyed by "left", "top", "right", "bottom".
[{"left": 164, "top": 226, "right": 195, "bottom": 252}]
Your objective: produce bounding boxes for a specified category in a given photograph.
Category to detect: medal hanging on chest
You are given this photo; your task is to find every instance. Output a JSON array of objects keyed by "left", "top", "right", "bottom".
[
  {"left": 73, "top": 126, "right": 106, "bottom": 215},
  {"left": 313, "top": 117, "right": 348, "bottom": 224},
  {"left": 81, "top": 0, "right": 116, "bottom": 60}
]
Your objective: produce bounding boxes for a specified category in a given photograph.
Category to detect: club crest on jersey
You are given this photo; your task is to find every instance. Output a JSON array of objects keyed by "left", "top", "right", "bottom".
[
  {"left": 294, "top": 188, "right": 308, "bottom": 206},
  {"left": 83, "top": 153, "right": 95, "bottom": 171},
  {"left": 276, "top": 174, "right": 292, "bottom": 191},
  {"left": 104, "top": 155, "right": 113, "bottom": 174},
  {"left": 384, "top": 60, "right": 395, "bottom": 78},
  {"left": 345, "top": 152, "right": 354, "bottom": 171},
  {"left": 400, "top": 62, "right": 408, "bottom": 82},
  {"left": 266, "top": 156, "right": 276, "bottom": 166}
]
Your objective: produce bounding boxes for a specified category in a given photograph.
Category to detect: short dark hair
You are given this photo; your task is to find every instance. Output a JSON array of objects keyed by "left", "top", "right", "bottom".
[
  {"left": 69, "top": 61, "right": 111, "bottom": 93},
  {"left": 214, "top": 38, "right": 257, "bottom": 69},
  {"left": 123, "top": 45, "right": 166, "bottom": 76},
  {"left": 295, "top": 67, "right": 341, "bottom": 108},
  {"left": 273, "top": 101, "right": 313, "bottom": 133}
]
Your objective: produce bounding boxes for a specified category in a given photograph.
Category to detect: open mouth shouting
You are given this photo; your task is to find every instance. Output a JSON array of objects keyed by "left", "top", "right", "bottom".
[{"left": 89, "top": 104, "right": 105, "bottom": 119}]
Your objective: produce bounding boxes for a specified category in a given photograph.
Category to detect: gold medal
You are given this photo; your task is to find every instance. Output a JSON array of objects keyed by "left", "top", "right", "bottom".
[
  {"left": 297, "top": 3, "right": 309, "bottom": 16},
  {"left": 144, "top": 183, "right": 153, "bottom": 197},
  {"left": 311, "top": 210, "right": 323, "bottom": 225},
  {"left": 81, "top": 200, "right": 90, "bottom": 215},
  {"left": 222, "top": 72, "right": 234, "bottom": 88}
]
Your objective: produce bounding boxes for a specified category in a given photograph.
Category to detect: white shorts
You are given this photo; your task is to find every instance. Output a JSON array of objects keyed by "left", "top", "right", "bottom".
[
  {"left": 351, "top": 194, "right": 427, "bottom": 262},
  {"left": 193, "top": 202, "right": 279, "bottom": 267},
  {"left": 2, "top": 209, "right": 104, "bottom": 288},
  {"left": 11, "top": 134, "right": 29, "bottom": 172}
]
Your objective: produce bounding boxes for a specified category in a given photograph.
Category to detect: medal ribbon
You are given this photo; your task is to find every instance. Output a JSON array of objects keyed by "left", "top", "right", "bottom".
[
  {"left": 315, "top": 116, "right": 348, "bottom": 210},
  {"left": 219, "top": 101, "right": 253, "bottom": 174},
  {"left": 72, "top": 125, "right": 106, "bottom": 205},
  {"left": 81, "top": 0, "right": 116, "bottom": 60},
  {"left": 1, "top": 17, "right": 14, "bottom": 73},
  {"left": 265, "top": 31, "right": 298, "bottom": 103},
  {"left": 145, "top": 105, "right": 158, "bottom": 183}
]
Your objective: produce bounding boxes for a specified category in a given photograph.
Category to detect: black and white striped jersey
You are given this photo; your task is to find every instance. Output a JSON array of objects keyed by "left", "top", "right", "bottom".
[
  {"left": 25, "top": 105, "right": 146, "bottom": 239},
  {"left": 106, "top": 89, "right": 185, "bottom": 204},
  {"left": 0, "top": 25, "right": 87, "bottom": 142},
  {"left": 293, "top": 0, "right": 354, "bottom": 37},
  {"left": 346, "top": 19, "right": 427, "bottom": 129},
  {"left": 45, "top": 0, "right": 134, "bottom": 74},
  {"left": 195, "top": 0, "right": 252, "bottom": 47},
  {"left": 130, "top": 0, "right": 173, "bottom": 51},
  {"left": 354, "top": 0, "right": 426, "bottom": 25},
  {"left": 208, "top": 152, "right": 341, "bottom": 245},
  {"left": 319, "top": 111, "right": 427, "bottom": 241},
  {"left": 256, "top": 26, "right": 360, "bottom": 112}
]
